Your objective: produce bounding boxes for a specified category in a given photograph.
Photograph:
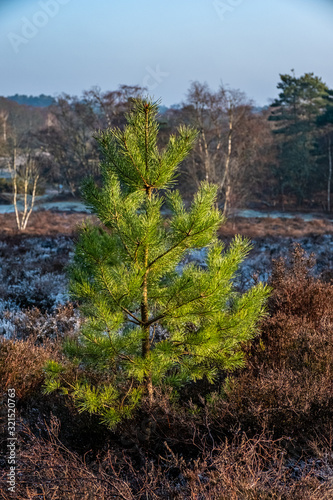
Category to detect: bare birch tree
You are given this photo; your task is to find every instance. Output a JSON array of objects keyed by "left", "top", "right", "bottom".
[
  {"left": 183, "top": 82, "right": 226, "bottom": 186},
  {"left": 182, "top": 82, "right": 260, "bottom": 214},
  {"left": 9, "top": 147, "right": 39, "bottom": 230}
]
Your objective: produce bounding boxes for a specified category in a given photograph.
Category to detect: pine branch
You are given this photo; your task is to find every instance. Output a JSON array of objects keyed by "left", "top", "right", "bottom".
[
  {"left": 123, "top": 136, "right": 149, "bottom": 187},
  {"left": 99, "top": 267, "right": 142, "bottom": 325}
]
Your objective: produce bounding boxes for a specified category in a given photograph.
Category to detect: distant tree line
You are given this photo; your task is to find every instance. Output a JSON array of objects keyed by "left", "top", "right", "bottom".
[
  {"left": 0, "top": 72, "right": 332, "bottom": 212},
  {"left": 6, "top": 94, "right": 56, "bottom": 108}
]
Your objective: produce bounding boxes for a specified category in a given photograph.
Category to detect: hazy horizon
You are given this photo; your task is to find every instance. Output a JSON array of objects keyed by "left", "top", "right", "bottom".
[{"left": 1, "top": 0, "right": 333, "bottom": 107}]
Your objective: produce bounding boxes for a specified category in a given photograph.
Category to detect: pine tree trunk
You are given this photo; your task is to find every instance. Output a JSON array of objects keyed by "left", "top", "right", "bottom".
[
  {"left": 141, "top": 126, "right": 153, "bottom": 402},
  {"left": 141, "top": 289, "right": 153, "bottom": 404},
  {"left": 141, "top": 234, "right": 153, "bottom": 403},
  {"left": 141, "top": 268, "right": 150, "bottom": 359}
]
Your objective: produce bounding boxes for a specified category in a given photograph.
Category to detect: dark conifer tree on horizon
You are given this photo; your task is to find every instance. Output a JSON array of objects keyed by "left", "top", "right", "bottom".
[{"left": 269, "top": 71, "right": 330, "bottom": 206}]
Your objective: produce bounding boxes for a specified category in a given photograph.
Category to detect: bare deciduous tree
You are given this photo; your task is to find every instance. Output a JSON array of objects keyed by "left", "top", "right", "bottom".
[
  {"left": 182, "top": 82, "right": 269, "bottom": 215},
  {"left": 9, "top": 147, "right": 39, "bottom": 230},
  {"left": 0, "top": 110, "right": 9, "bottom": 143},
  {"left": 83, "top": 84, "right": 147, "bottom": 129}
]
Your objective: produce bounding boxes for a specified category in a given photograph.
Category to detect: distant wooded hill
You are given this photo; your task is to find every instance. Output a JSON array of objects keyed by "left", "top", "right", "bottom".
[{"left": 6, "top": 94, "right": 55, "bottom": 107}]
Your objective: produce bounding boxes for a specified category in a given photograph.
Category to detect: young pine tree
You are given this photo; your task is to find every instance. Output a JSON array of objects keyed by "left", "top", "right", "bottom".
[{"left": 44, "top": 99, "right": 269, "bottom": 429}]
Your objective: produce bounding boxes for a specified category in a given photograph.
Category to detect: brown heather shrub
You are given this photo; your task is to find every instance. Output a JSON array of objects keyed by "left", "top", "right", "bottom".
[
  {"left": 0, "top": 334, "right": 61, "bottom": 401},
  {"left": 1, "top": 417, "right": 332, "bottom": 500},
  {"left": 0, "top": 304, "right": 81, "bottom": 402},
  {"left": 266, "top": 244, "right": 333, "bottom": 328},
  {"left": 258, "top": 243, "right": 333, "bottom": 377},
  {"left": 217, "top": 244, "right": 333, "bottom": 444}
]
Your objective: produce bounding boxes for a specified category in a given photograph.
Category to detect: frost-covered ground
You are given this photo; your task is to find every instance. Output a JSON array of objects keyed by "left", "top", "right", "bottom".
[
  {"left": 0, "top": 236, "right": 80, "bottom": 340},
  {"left": 1, "top": 233, "right": 333, "bottom": 340},
  {"left": 0, "top": 200, "right": 88, "bottom": 214},
  {"left": 1, "top": 197, "right": 333, "bottom": 220},
  {"left": 183, "top": 233, "right": 333, "bottom": 289},
  {"left": 234, "top": 208, "right": 333, "bottom": 222}
]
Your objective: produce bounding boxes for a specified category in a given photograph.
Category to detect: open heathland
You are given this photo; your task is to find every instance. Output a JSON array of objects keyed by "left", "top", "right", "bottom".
[{"left": 0, "top": 210, "right": 332, "bottom": 499}]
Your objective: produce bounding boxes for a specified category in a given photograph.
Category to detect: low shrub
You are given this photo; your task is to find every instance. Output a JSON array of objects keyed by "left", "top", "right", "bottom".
[
  {"left": 1, "top": 417, "right": 332, "bottom": 500},
  {"left": 0, "top": 332, "right": 61, "bottom": 400},
  {"left": 1, "top": 243, "right": 333, "bottom": 498},
  {"left": 219, "top": 244, "right": 333, "bottom": 445}
]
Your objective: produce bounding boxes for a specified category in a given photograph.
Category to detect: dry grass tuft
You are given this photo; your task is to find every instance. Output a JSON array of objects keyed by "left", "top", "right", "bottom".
[{"left": 1, "top": 417, "right": 332, "bottom": 499}]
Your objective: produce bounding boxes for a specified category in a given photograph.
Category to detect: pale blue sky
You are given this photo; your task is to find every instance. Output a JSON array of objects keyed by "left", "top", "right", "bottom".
[{"left": 1, "top": 0, "right": 332, "bottom": 106}]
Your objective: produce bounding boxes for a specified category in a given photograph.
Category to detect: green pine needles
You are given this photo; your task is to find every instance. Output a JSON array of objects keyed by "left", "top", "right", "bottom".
[{"left": 44, "top": 99, "right": 270, "bottom": 429}]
